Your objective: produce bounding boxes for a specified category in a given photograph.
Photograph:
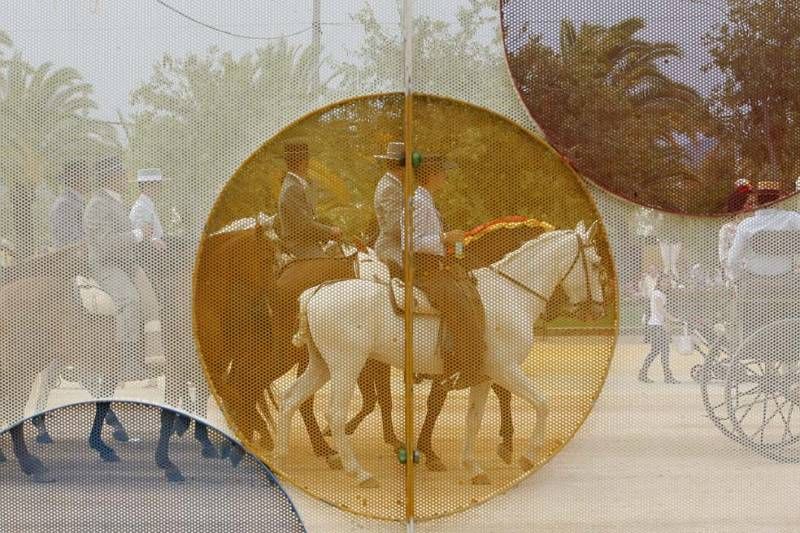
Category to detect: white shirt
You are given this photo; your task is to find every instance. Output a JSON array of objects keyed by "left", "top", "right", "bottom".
[
  {"left": 130, "top": 193, "right": 164, "bottom": 241},
  {"left": 647, "top": 289, "right": 667, "bottom": 326},
  {"left": 401, "top": 186, "right": 444, "bottom": 256},
  {"left": 726, "top": 209, "right": 800, "bottom": 278},
  {"left": 105, "top": 188, "right": 143, "bottom": 242}
]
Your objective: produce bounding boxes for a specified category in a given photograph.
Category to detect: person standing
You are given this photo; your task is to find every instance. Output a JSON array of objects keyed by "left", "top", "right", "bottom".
[
  {"left": 50, "top": 160, "right": 89, "bottom": 249},
  {"left": 276, "top": 140, "right": 341, "bottom": 258},
  {"left": 373, "top": 141, "right": 405, "bottom": 278},
  {"left": 639, "top": 274, "right": 678, "bottom": 383}
]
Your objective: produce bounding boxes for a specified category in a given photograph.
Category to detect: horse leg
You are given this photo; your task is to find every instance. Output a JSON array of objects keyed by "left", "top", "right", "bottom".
[
  {"left": 31, "top": 415, "right": 53, "bottom": 445},
  {"left": 0, "top": 443, "right": 6, "bottom": 463},
  {"left": 155, "top": 409, "right": 185, "bottom": 482},
  {"left": 194, "top": 421, "right": 218, "bottom": 459},
  {"left": 327, "top": 366, "right": 375, "bottom": 487},
  {"left": 32, "top": 361, "right": 60, "bottom": 444},
  {"left": 493, "top": 365, "right": 550, "bottom": 471},
  {"left": 372, "top": 361, "right": 402, "bottom": 451},
  {"left": 10, "top": 423, "right": 52, "bottom": 483},
  {"left": 104, "top": 407, "right": 130, "bottom": 442},
  {"left": 296, "top": 353, "right": 335, "bottom": 458},
  {"left": 275, "top": 349, "right": 330, "bottom": 461},
  {"left": 462, "top": 381, "right": 492, "bottom": 484},
  {"left": 417, "top": 380, "right": 449, "bottom": 472},
  {"left": 340, "top": 364, "right": 378, "bottom": 437},
  {"left": 493, "top": 384, "right": 514, "bottom": 464},
  {"left": 88, "top": 401, "right": 119, "bottom": 462}
]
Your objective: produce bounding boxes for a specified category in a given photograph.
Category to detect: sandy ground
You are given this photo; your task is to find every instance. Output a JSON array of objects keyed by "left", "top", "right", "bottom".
[
  {"left": 7, "top": 336, "right": 800, "bottom": 531},
  {"left": 288, "top": 336, "right": 800, "bottom": 532}
]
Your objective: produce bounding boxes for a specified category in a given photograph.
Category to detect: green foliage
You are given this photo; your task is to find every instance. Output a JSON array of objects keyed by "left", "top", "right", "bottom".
[
  {"left": 508, "top": 17, "right": 710, "bottom": 212},
  {"left": 0, "top": 32, "right": 116, "bottom": 255},
  {"left": 705, "top": 0, "right": 800, "bottom": 190},
  {"left": 128, "top": 41, "right": 324, "bottom": 230}
]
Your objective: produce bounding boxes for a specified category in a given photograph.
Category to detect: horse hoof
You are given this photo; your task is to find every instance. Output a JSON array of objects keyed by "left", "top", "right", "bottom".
[
  {"left": 470, "top": 473, "right": 491, "bottom": 485},
  {"left": 112, "top": 428, "right": 130, "bottom": 443},
  {"left": 91, "top": 441, "right": 120, "bottom": 463},
  {"left": 218, "top": 440, "right": 231, "bottom": 459},
  {"left": 165, "top": 466, "right": 186, "bottom": 483},
  {"left": 20, "top": 455, "right": 44, "bottom": 476},
  {"left": 425, "top": 453, "right": 446, "bottom": 472},
  {"left": 325, "top": 454, "right": 343, "bottom": 471},
  {"left": 30, "top": 468, "right": 55, "bottom": 484},
  {"left": 497, "top": 441, "right": 513, "bottom": 465},
  {"left": 518, "top": 455, "right": 536, "bottom": 471},
  {"left": 358, "top": 476, "right": 380, "bottom": 489},
  {"left": 35, "top": 433, "right": 54, "bottom": 445},
  {"left": 201, "top": 444, "right": 219, "bottom": 460},
  {"left": 173, "top": 415, "right": 191, "bottom": 437}
]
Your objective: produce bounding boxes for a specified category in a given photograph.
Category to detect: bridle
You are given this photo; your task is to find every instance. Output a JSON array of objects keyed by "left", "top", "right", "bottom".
[{"left": 488, "top": 232, "right": 604, "bottom": 313}]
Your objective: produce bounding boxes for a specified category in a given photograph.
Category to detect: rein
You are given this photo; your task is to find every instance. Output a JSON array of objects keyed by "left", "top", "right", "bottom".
[{"left": 489, "top": 233, "right": 601, "bottom": 308}]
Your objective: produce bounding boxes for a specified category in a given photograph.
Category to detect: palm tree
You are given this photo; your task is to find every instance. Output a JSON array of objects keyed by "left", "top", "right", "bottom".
[
  {"left": 517, "top": 18, "right": 705, "bottom": 207},
  {"left": 0, "top": 53, "right": 115, "bottom": 257}
]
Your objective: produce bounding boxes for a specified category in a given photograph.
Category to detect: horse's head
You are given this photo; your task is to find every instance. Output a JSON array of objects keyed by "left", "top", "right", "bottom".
[{"left": 560, "top": 220, "right": 606, "bottom": 321}]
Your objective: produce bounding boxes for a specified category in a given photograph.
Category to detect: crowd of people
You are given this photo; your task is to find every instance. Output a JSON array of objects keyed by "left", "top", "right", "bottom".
[{"left": 638, "top": 178, "right": 800, "bottom": 383}]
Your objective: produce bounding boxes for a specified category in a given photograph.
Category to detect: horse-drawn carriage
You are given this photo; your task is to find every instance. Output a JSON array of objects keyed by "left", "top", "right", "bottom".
[{"left": 680, "top": 229, "right": 800, "bottom": 462}]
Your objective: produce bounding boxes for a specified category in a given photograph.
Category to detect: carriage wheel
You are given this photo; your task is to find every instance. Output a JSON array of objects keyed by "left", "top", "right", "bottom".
[
  {"left": 699, "top": 356, "right": 738, "bottom": 442},
  {"left": 724, "top": 319, "right": 800, "bottom": 463}
]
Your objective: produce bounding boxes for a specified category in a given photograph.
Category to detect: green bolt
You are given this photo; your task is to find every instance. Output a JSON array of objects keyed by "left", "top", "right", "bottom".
[{"left": 412, "top": 151, "right": 422, "bottom": 168}]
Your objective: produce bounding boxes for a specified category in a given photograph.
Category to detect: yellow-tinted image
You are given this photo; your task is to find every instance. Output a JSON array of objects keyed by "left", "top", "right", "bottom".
[{"left": 194, "top": 93, "right": 618, "bottom": 520}]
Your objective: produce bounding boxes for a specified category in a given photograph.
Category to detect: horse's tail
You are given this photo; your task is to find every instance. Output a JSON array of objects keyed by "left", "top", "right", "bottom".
[{"left": 291, "top": 286, "right": 316, "bottom": 348}]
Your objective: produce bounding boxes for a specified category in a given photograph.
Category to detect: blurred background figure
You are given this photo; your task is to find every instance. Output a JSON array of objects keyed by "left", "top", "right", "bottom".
[
  {"left": 49, "top": 160, "right": 89, "bottom": 250},
  {"left": 639, "top": 274, "right": 678, "bottom": 384}
]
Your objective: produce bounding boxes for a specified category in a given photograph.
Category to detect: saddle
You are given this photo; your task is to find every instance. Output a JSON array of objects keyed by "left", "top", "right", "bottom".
[
  {"left": 388, "top": 278, "right": 439, "bottom": 316},
  {"left": 73, "top": 275, "right": 117, "bottom": 316}
]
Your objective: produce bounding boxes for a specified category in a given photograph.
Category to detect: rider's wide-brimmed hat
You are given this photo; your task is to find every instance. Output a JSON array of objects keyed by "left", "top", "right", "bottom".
[
  {"left": 415, "top": 152, "right": 457, "bottom": 171},
  {"left": 132, "top": 168, "right": 168, "bottom": 183},
  {"left": 374, "top": 141, "right": 405, "bottom": 161}
]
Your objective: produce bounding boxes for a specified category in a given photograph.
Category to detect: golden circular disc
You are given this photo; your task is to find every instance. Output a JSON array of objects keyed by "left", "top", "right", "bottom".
[{"left": 193, "top": 93, "right": 618, "bottom": 521}]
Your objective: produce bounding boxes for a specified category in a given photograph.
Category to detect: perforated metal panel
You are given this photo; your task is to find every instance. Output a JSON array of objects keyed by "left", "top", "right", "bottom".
[{"left": 0, "top": 401, "right": 304, "bottom": 532}]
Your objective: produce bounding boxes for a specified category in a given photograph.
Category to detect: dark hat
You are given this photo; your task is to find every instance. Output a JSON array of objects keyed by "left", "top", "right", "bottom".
[
  {"left": 283, "top": 139, "right": 309, "bottom": 161},
  {"left": 95, "top": 155, "right": 125, "bottom": 182},
  {"left": 59, "top": 160, "right": 88, "bottom": 183}
]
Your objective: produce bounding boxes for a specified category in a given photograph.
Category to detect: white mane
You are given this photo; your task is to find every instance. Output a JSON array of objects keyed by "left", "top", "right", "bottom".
[{"left": 493, "top": 229, "right": 573, "bottom": 270}]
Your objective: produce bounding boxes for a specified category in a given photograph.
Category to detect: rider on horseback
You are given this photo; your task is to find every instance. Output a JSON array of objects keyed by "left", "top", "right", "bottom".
[
  {"left": 373, "top": 141, "right": 405, "bottom": 279},
  {"left": 276, "top": 139, "right": 342, "bottom": 258},
  {"left": 83, "top": 155, "right": 159, "bottom": 385},
  {"left": 402, "top": 153, "right": 487, "bottom": 389}
]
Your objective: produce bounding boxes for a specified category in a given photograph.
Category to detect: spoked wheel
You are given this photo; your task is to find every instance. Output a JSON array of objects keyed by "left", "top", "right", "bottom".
[
  {"left": 699, "top": 356, "right": 738, "bottom": 441},
  {"left": 724, "top": 319, "right": 800, "bottom": 462}
]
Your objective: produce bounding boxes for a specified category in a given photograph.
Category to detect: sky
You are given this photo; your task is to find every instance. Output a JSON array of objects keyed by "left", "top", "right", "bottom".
[{"left": 0, "top": 0, "right": 729, "bottom": 122}]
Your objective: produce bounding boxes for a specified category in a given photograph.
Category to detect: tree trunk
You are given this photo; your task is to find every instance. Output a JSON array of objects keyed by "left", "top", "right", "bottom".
[{"left": 9, "top": 181, "right": 34, "bottom": 259}]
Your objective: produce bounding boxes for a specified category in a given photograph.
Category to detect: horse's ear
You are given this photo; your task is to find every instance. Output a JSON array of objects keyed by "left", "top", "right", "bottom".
[
  {"left": 587, "top": 220, "right": 599, "bottom": 242},
  {"left": 575, "top": 220, "right": 587, "bottom": 239}
]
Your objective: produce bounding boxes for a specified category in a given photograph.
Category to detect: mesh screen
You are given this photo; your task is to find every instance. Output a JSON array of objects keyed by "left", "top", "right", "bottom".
[
  {"left": 3, "top": 0, "right": 800, "bottom": 531},
  {"left": 501, "top": 0, "right": 800, "bottom": 215},
  {"left": 0, "top": 401, "right": 304, "bottom": 532}
]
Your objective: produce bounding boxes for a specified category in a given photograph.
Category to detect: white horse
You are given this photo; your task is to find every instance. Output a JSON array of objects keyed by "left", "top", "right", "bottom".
[{"left": 275, "top": 221, "right": 606, "bottom": 487}]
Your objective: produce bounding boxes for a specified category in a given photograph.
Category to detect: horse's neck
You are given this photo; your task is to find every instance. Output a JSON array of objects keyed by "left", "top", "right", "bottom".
[{"left": 494, "top": 232, "right": 576, "bottom": 302}]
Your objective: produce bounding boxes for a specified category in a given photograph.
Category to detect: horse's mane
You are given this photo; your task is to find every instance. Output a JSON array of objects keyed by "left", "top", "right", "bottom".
[{"left": 493, "top": 229, "right": 572, "bottom": 270}]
